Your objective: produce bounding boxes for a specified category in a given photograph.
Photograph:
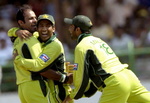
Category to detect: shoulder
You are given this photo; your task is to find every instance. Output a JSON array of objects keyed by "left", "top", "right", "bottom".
[
  {"left": 53, "top": 38, "right": 63, "bottom": 47},
  {"left": 45, "top": 38, "right": 63, "bottom": 50}
]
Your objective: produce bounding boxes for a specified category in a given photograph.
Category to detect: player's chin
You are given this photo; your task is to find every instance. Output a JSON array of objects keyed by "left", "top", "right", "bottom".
[{"left": 40, "top": 35, "right": 50, "bottom": 41}]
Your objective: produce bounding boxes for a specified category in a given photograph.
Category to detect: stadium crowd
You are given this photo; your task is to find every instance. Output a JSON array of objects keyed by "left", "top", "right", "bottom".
[{"left": 0, "top": 0, "right": 150, "bottom": 89}]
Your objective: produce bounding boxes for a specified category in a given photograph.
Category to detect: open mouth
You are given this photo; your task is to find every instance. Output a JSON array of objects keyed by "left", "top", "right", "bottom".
[
  {"left": 42, "top": 31, "right": 48, "bottom": 35},
  {"left": 41, "top": 31, "right": 48, "bottom": 37}
]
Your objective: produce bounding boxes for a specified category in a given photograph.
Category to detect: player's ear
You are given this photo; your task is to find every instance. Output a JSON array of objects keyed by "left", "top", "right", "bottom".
[
  {"left": 76, "top": 27, "right": 81, "bottom": 31},
  {"left": 52, "top": 26, "right": 55, "bottom": 32},
  {"left": 18, "top": 20, "right": 24, "bottom": 26},
  {"left": 76, "top": 27, "right": 82, "bottom": 36}
]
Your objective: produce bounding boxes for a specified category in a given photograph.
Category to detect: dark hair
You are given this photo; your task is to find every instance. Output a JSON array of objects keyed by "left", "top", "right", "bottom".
[
  {"left": 16, "top": 4, "right": 32, "bottom": 23},
  {"left": 74, "top": 26, "right": 91, "bottom": 34}
]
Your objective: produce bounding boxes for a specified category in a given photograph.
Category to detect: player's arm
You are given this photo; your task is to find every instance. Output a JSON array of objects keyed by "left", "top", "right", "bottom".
[
  {"left": 69, "top": 47, "right": 90, "bottom": 99},
  {"left": 13, "top": 42, "right": 73, "bottom": 84},
  {"left": 7, "top": 27, "right": 19, "bottom": 42},
  {"left": 14, "top": 43, "right": 60, "bottom": 71},
  {"left": 7, "top": 27, "right": 19, "bottom": 37},
  {"left": 40, "top": 70, "right": 73, "bottom": 84},
  {"left": 7, "top": 27, "right": 32, "bottom": 41},
  {"left": 16, "top": 29, "right": 32, "bottom": 40}
]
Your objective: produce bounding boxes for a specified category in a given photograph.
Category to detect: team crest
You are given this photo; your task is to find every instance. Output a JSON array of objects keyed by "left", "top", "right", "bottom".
[
  {"left": 73, "top": 63, "right": 78, "bottom": 70},
  {"left": 39, "top": 54, "right": 50, "bottom": 62}
]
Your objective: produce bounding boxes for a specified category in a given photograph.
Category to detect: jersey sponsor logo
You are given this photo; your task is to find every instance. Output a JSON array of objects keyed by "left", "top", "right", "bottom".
[
  {"left": 73, "top": 63, "right": 78, "bottom": 70},
  {"left": 39, "top": 54, "right": 50, "bottom": 62}
]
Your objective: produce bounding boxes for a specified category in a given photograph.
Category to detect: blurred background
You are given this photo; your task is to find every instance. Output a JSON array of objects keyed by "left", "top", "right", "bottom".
[{"left": 0, "top": 0, "right": 150, "bottom": 100}]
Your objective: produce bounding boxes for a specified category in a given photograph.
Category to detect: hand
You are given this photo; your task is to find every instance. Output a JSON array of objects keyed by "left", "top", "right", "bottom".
[
  {"left": 65, "top": 62, "right": 74, "bottom": 73},
  {"left": 66, "top": 73, "right": 73, "bottom": 84},
  {"left": 16, "top": 30, "right": 32, "bottom": 40},
  {"left": 62, "top": 95, "right": 72, "bottom": 103}
]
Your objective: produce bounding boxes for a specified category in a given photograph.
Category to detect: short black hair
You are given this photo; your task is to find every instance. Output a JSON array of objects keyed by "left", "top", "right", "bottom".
[
  {"left": 74, "top": 26, "right": 91, "bottom": 34},
  {"left": 16, "top": 4, "right": 32, "bottom": 23}
]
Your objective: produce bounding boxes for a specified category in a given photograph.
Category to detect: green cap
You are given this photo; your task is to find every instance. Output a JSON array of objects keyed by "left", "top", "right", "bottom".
[
  {"left": 64, "top": 15, "right": 93, "bottom": 30},
  {"left": 37, "top": 14, "right": 55, "bottom": 25}
]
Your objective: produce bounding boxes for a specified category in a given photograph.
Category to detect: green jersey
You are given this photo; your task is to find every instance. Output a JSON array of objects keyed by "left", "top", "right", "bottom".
[
  {"left": 70, "top": 33, "right": 128, "bottom": 99},
  {"left": 13, "top": 32, "right": 41, "bottom": 85},
  {"left": 15, "top": 35, "right": 65, "bottom": 73},
  {"left": 14, "top": 34, "right": 73, "bottom": 102}
]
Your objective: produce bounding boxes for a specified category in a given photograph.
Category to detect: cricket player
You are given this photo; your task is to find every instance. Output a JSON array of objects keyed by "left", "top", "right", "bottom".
[
  {"left": 8, "top": 5, "right": 72, "bottom": 103},
  {"left": 8, "top": 5, "right": 51, "bottom": 103},
  {"left": 62, "top": 15, "right": 150, "bottom": 103},
  {"left": 13, "top": 14, "right": 73, "bottom": 103}
]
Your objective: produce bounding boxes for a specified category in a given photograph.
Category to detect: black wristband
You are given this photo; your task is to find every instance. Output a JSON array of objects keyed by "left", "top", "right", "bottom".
[{"left": 64, "top": 76, "right": 69, "bottom": 83}]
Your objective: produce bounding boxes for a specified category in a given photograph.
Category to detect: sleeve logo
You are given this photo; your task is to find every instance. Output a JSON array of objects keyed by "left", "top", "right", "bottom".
[
  {"left": 39, "top": 54, "right": 50, "bottom": 62},
  {"left": 73, "top": 63, "right": 78, "bottom": 70}
]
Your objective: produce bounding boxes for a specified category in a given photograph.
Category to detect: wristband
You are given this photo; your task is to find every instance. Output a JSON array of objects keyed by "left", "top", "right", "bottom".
[
  {"left": 64, "top": 76, "right": 69, "bottom": 83},
  {"left": 59, "top": 74, "right": 66, "bottom": 83}
]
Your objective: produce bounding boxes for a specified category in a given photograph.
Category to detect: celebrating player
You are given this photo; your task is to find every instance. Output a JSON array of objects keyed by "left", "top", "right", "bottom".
[
  {"left": 8, "top": 4, "right": 73, "bottom": 103},
  {"left": 63, "top": 15, "right": 150, "bottom": 103},
  {"left": 13, "top": 13, "right": 73, "bottom": 103}
]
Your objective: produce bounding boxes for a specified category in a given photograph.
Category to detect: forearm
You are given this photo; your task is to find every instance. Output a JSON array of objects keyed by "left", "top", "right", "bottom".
[
  {"left": 15, "top": 55, "right": 48, "bottom": 72},
  {"left": 40, "top": 69, "right": 62, "bottom": 81},
  {"left": 40, "top": 69, "right": 73, "bottom": 84}
]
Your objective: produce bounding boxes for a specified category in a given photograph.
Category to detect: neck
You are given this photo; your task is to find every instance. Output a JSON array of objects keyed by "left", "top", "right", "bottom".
[{"left": 77, "top": 33, "right": 91, "bottom": 43}]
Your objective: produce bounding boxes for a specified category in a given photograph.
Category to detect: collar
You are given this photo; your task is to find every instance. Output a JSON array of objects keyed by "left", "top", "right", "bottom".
[{"left": 77, "top": 33, "right": 92, "bottom": 43}]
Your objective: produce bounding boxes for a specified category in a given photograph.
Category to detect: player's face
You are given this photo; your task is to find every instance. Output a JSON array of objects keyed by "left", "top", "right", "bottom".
[
  {"left": 37, "top": 20, "right": 55, "bottom": 42},
  {"left": 68, "top": 25, "right": 78, "bottom": 40},
  {"left": 22, "top": 10, "right": 37, "bottom": 33}
]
